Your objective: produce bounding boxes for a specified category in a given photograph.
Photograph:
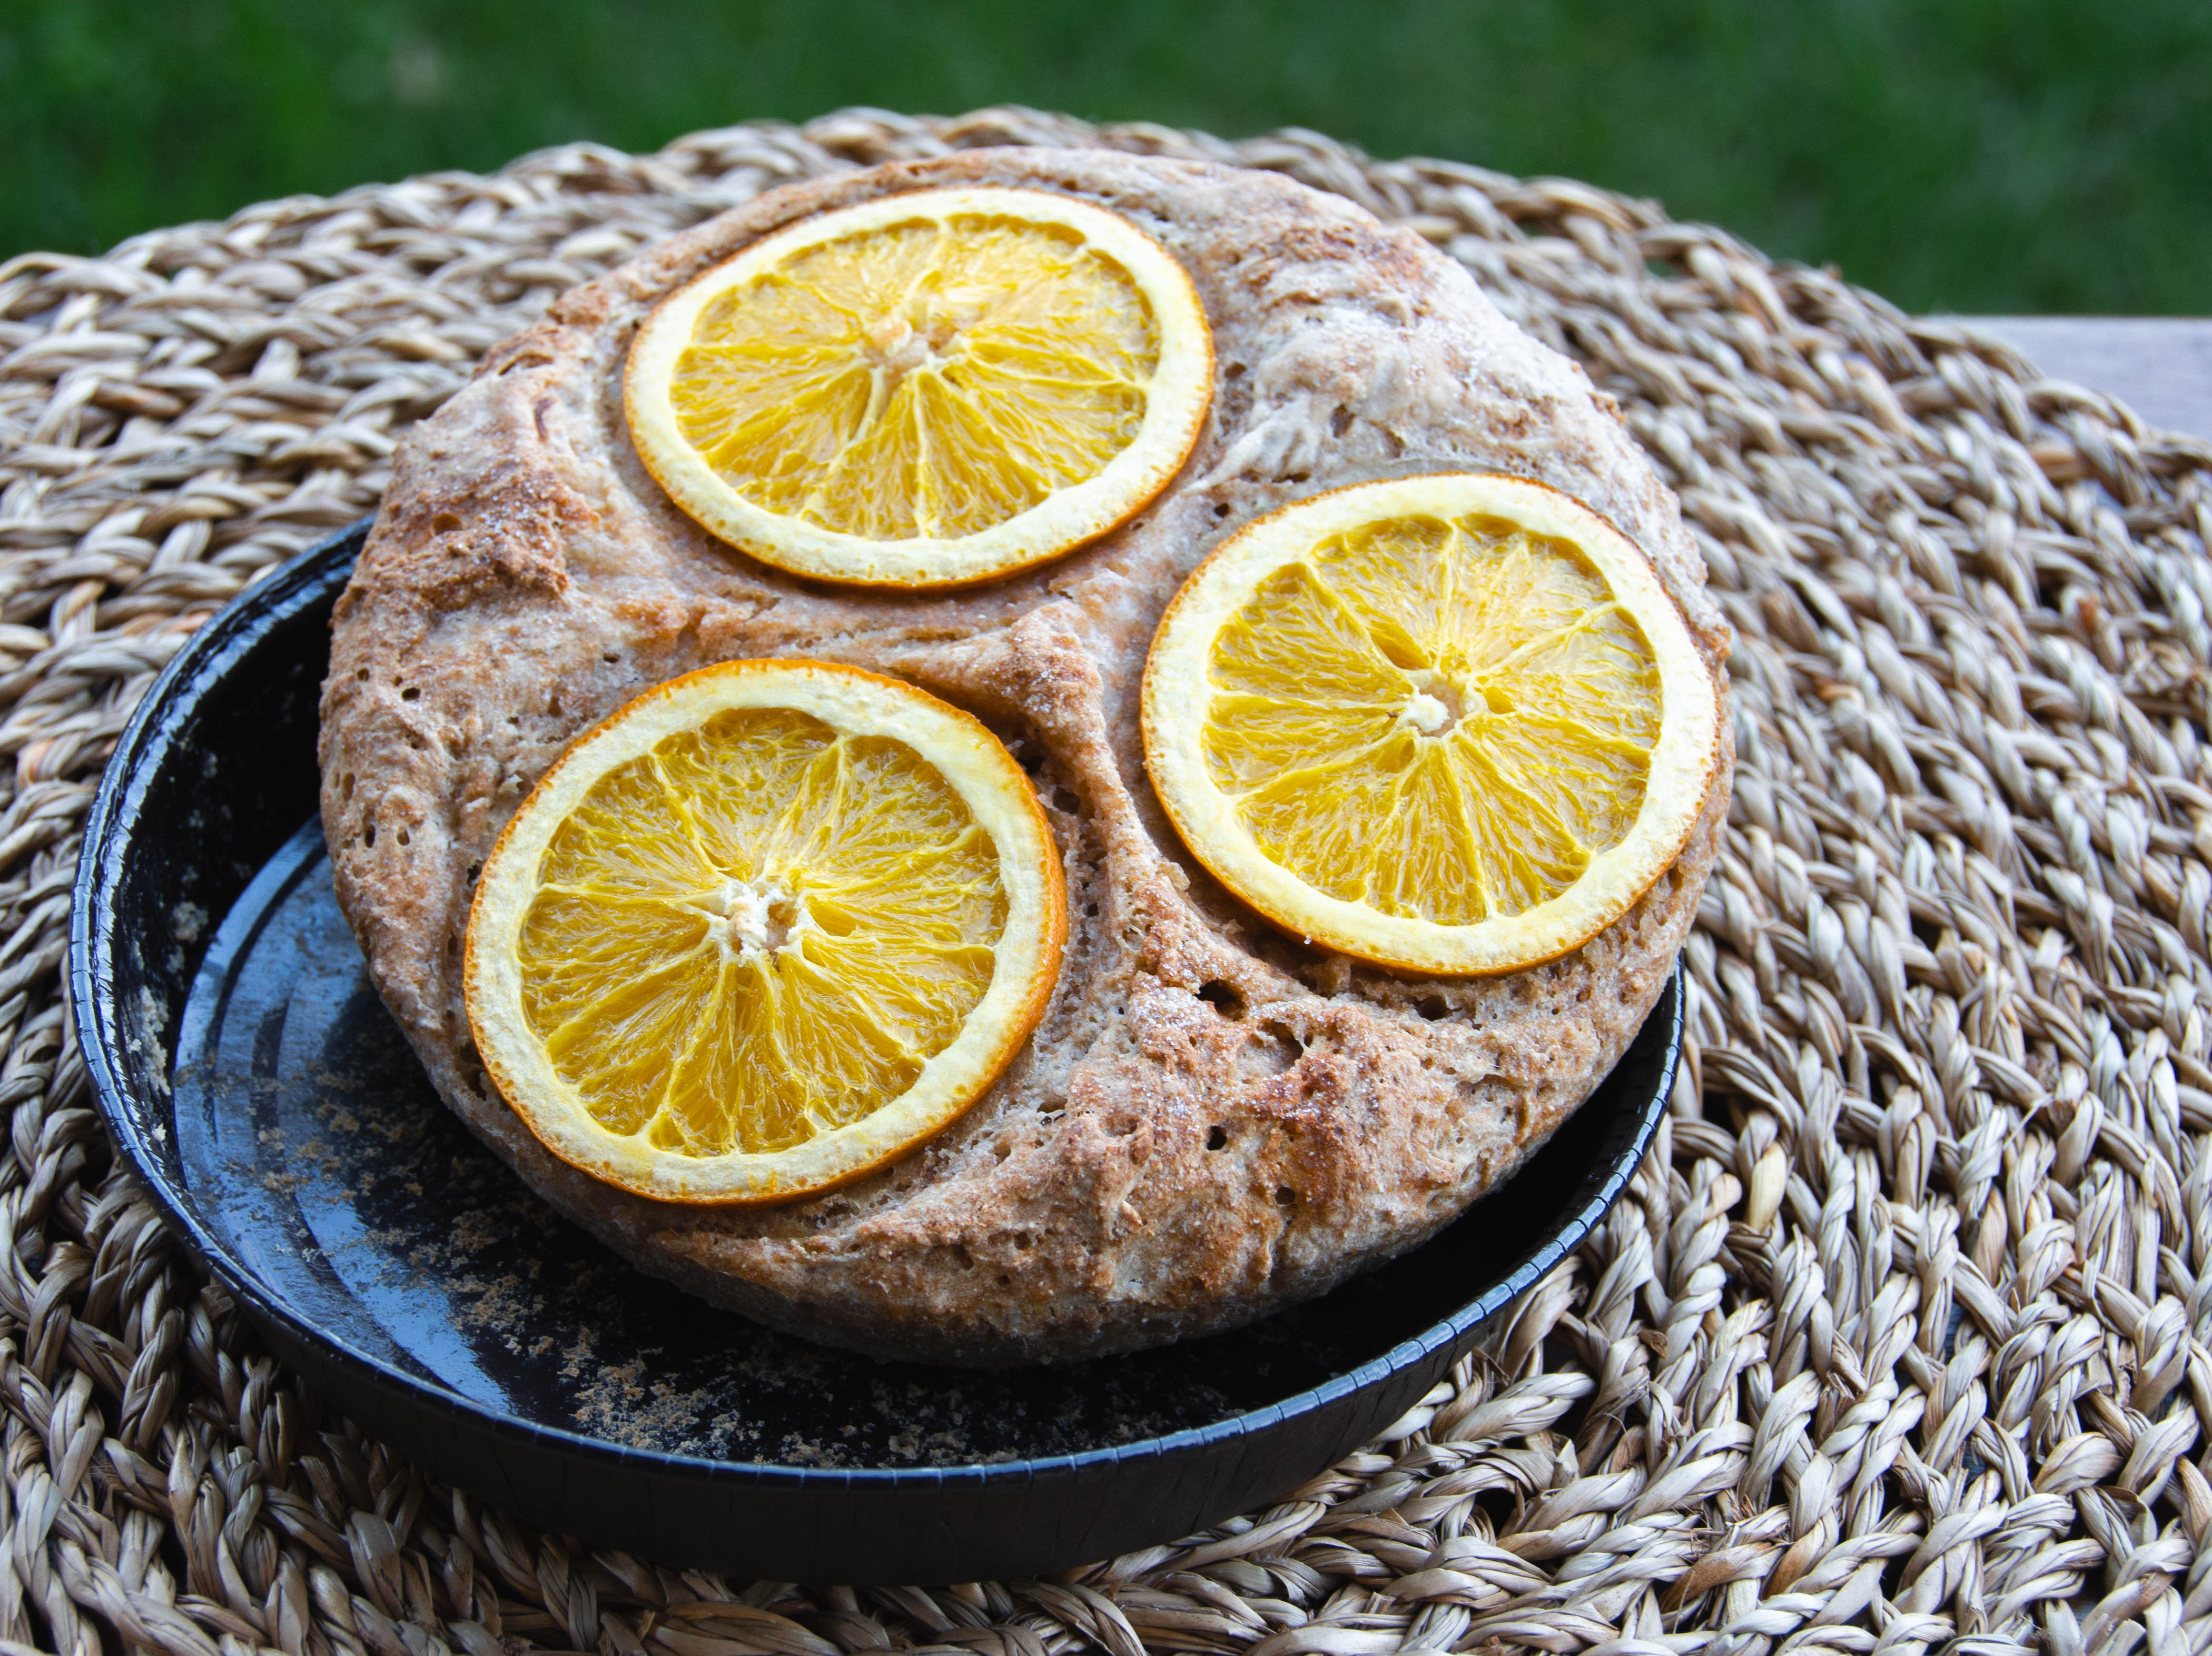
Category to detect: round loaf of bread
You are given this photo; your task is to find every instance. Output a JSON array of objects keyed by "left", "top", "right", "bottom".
[{"left": 318, "top": 147, "right": 1731, "bottom": 1366}]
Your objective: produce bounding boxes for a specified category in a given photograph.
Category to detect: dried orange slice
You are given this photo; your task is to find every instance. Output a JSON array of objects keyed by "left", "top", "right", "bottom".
[
  {"left": 1142, "top": 474, "right": 1722, "bottom": 976},
  {"left": 465, "top": 660, "right": 1066, "bottom": 1204},
  {"left": 626, "top": 186, "right": 1212, "bottom": 588}
]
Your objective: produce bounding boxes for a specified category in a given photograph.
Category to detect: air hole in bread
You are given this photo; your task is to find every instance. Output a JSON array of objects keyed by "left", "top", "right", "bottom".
[
  {"left": 340, "top": 772, "right": 355, "bottom": 799},
  {"left": 1197, "top": 980, "right": 1245, "bottom": 1019},
  {"left": 362, "top": 822, "right": 376, "bottom": 848},
  {"left": 432, "top": 513, "right": 461, "bottom": 533},
  {"left": 1051, "top": 787, "right": 1081, "bottom": 815},
  {"left": 1275, "top": 1186, "right": 1296, "bottom": 1206},
  {"left": 1416, "top": 995, "right": 1450, "bottom": 1021},
  {"left": 1206, "top": 1126, "right": 1228, "bottom": 1151},
  {"left": 397, "top": 828, "right": 410, "bottom": 846},
  {"left": 1329, "top": 405, "right": 1354, "bottom": 438},
  {"left": 400, "top": 686, "right": 419, "bottom": 701},
  {"left": 603, "top": 652, "right": 620, "bottom": 664}
]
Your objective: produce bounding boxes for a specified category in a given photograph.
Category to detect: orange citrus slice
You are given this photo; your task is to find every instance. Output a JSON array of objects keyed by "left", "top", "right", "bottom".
[
  {"left": 1142, "top": 474, "right": 1722, "bottom": 976},
  {"left": 625, "top": 186, "right": 1213, "bottom": 588},
  {"left": 465, "top": 660, "right": 1066, "bottom": 1204}
]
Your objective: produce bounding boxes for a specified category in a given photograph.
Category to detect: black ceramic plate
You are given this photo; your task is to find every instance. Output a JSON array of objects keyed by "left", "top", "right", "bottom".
[{"left": 72, "top": 520, "right": 1680, "bottom": 1584}]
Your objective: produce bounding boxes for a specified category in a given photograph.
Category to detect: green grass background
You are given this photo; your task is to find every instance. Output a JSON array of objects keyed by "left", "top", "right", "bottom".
[{"left": 3, "top": 0, "right": 2205, "bottom": 314}]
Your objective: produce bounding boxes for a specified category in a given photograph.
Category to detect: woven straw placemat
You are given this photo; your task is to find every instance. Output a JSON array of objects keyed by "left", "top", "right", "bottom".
[{"left": 1, "top": 105, "right": 2208, "bottom": 1656}]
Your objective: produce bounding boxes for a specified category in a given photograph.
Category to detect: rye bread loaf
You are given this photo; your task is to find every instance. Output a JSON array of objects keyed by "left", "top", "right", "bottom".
[{"left": 318, "top": 147, "right": 1731, "bottom": 1366}]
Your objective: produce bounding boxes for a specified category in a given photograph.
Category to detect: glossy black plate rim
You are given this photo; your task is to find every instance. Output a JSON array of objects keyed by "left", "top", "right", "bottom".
[{"left": 72, "top": 518, "right": 1678, "bottom": 1498}]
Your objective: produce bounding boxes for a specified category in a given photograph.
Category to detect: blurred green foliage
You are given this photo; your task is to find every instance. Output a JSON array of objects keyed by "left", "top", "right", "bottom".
[{"left": 2, "top": 0, "right": 2205, "bottom": 313}]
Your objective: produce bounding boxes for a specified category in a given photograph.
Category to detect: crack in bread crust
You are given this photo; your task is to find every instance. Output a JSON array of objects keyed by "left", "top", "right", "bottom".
[{"left": 318, "top": 148, "right": 1733, "bottom": 1366}]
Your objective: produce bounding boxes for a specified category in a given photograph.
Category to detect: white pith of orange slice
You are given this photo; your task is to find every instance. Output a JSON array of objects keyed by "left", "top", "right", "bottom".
[
  {"left": 1141, "top": 474, "right": 1722, "bottom": 977},
  {"left": 625, "top": 186, "right": 1213, "bottom": 589},
  {"left": 465, "top": 659, "right": 1066, "bottom": 1205}
]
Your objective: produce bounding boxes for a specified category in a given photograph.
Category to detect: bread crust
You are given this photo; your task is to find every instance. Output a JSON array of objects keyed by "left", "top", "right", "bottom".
[{"left": 318, "top": 148, "right": 1732, "bottom": 1366}]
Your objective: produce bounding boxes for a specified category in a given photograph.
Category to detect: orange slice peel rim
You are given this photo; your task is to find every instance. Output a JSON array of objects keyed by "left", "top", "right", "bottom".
[
  {"left": 1141, "top": 472, "right": 1724, "bottom": 977},
  {"left": 625, "top": 185, "right": 1214, "bottom": 590},
  {"left": 464, "top": 658, "right": 1067, "bottom": 1205}
]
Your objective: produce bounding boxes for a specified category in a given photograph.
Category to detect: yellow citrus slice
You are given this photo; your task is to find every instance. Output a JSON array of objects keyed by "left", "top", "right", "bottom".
[
  {"left": 625, "top": 186, "right": 1213, "bottom": 589},
  {"left": 1142, "top": 474, "right": 1723, "bottom": 976},
  {"left": 465, "top": 660, "right": 1066, "bottom": 1204}
]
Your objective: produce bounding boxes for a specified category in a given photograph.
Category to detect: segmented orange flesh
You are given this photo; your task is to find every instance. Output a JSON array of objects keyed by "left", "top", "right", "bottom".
[
  {"left": 1200, "top": 513, "right": 1661, "bottom": 924},
  {"left": 516, "top": 709, "right": 1007, "bottom": 1156},
  {"left": 667, "top": 216, "right": 1158, "bottom": 541}
]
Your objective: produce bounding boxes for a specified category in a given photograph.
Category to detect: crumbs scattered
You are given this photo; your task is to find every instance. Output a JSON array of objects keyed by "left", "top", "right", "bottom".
[
  {"left": 183, "top": 862, "right": 1324, "bottom": 1470},
  {"left": 276, "top": 1023, "right": 1251, "bottom": 1463},
  {"left": 128, "top": 984, "right": 173, "bottom": 1089}
]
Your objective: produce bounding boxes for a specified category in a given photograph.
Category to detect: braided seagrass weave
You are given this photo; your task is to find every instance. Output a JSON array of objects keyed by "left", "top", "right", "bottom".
[{"left": 1, "top": 105, "right": 2208, "bottom": 1656}]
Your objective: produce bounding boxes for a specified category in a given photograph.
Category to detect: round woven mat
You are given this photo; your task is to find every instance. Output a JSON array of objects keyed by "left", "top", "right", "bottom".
[{"left": 1, "top": 105, "right": 2208, "bottom": 1656}]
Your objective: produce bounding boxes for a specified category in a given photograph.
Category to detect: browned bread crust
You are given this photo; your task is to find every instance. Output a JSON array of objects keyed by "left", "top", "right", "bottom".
[{"left": 318, "top": 148, "right": 1731, "bottom": 1366}]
